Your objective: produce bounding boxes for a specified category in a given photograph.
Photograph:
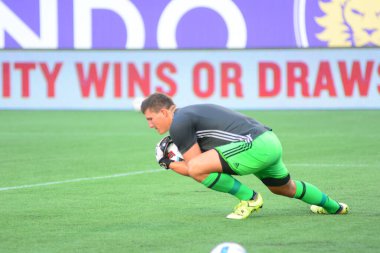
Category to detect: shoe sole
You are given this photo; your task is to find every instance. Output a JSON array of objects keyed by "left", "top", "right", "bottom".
[
  {"left": 310, "top": 203, "right": 349, "bottom": 214},
  {"left": 226, "top": 204, "right": 263, "bottom": 220}
]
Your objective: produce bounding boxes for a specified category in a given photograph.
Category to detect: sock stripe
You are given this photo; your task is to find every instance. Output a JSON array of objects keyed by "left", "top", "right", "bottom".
[
  {"left": 203, "top": 173, "right": 255, "bottom": 201},
  {"left": 208, "top": 173, "right": 221, "bottom": 189},
  {"left": 293, "top": 180, "right": 342, "bottom": 213},
  {"left": 297, "top": 181, "right": 307, "bottom": 200},
  {"left": 334, "top": 203, "right": 343, "bottom": 214},
  {"left": 319, "top": 194, "right": 328, "bottom": 206},
  {"left": 228, "top": 179, "right": 241, "bottom": 195}
]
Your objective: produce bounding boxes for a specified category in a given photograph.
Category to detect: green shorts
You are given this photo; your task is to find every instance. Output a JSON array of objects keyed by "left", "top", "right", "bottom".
[{"left": 215, "top": 131, "right": 290, "bottom": 186}]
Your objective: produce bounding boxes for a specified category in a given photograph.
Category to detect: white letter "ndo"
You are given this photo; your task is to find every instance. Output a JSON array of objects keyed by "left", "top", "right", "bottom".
[{"left": 0, "top": 0, "right": 58, "bottom": 48}]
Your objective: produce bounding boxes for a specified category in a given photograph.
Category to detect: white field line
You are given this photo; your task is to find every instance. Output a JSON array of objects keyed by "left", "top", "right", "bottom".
[
  {"left": 289, "top": 163, "right": 371, "bottom": 168},
  {"left": 0, "top": 169, "right": 162, "bottom": 192},
  {"left": 0, "top": 163, "right": 376, "bottom": 192}
]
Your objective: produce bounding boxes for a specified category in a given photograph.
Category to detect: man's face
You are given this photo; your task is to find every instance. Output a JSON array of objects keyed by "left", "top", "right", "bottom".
[{"left": 144, "top": 108, "right": 170, "bottom": 135}]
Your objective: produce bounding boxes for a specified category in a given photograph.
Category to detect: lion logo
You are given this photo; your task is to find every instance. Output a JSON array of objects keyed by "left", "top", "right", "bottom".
[{"left": 316, "top": 0, "right": 380, "bottom": 47}]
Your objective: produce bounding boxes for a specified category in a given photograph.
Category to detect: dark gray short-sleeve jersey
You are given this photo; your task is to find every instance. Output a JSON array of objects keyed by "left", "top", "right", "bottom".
[{"left": 169, "top": 104, "right": 271, "bottom": 154}]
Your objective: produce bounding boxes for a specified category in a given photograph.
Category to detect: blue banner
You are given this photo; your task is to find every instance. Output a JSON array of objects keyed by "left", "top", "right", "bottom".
[{"left": 0, "top": 0, "right": 379, "bottom": 49}]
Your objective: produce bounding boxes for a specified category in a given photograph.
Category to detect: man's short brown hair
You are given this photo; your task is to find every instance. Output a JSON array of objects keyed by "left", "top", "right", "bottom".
[{"left": 140, "top": 93, "right": 175, "bottom": 113}]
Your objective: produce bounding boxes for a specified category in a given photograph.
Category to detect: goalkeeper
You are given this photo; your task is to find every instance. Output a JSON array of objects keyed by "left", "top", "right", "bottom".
[{"left": 141, "top": 93, "right": 349, "bottom": 219}]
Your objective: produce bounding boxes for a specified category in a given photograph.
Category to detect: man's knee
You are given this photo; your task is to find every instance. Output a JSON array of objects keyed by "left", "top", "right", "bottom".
[
  {"left": 187, "top": 150, "right": 223, "bottom": 182},
  {"left": 268, "top": 179, "right": 296, "bottom": 198},
  {"left": 187, "top": 159, "right": 203, "bottom": 181}
]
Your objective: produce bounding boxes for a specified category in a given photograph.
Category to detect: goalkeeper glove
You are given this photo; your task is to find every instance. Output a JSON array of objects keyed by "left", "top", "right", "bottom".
[
  {"left": 156, "top": 136, "right": 173, "bottom": 169},
  {"left": 158, "top": 157, "right": 172, "bottom": 170}
]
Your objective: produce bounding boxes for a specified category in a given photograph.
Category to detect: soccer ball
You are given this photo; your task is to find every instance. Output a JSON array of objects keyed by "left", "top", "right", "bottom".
[
  {"left": 210, "top": 242, "right": 247, "bottom": 253},
  {"left": 166, "top": 143, "right": 183, "bottom": 162}
]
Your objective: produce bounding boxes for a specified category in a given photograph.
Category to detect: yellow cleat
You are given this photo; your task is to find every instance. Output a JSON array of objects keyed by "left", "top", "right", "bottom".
[
  {"left": 226, "top": 193, "right": 263, "bottom": 220},
  {"left": 310, "top": 203, "right": 349, "bottom": 214}
]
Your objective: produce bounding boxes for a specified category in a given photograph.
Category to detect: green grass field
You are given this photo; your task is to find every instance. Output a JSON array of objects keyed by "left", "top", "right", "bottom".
[{"left": 0, "top": 110, "right": 379, "bottom": 253}]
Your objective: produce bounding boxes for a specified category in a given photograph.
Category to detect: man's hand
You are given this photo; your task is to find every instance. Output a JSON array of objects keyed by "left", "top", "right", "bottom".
[
  {"left": 155, "top": 136, "right": 173, "bottom": 169},
  {"left": 158, "top": 157, "right": 172, "bottom": 170}
]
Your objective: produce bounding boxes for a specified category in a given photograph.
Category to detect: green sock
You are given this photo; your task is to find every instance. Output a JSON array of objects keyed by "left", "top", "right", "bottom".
[
  {"left": 202, "top": 173, "right": 255, "bottom": 201},
  {"left": 294, "top": 180, "right": 340, "bottom": 213}
]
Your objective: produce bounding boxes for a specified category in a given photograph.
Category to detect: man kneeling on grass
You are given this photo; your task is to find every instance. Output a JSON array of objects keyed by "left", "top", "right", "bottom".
[{"left": 141, "top": 93, "right": 349, "bottom": 219}]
